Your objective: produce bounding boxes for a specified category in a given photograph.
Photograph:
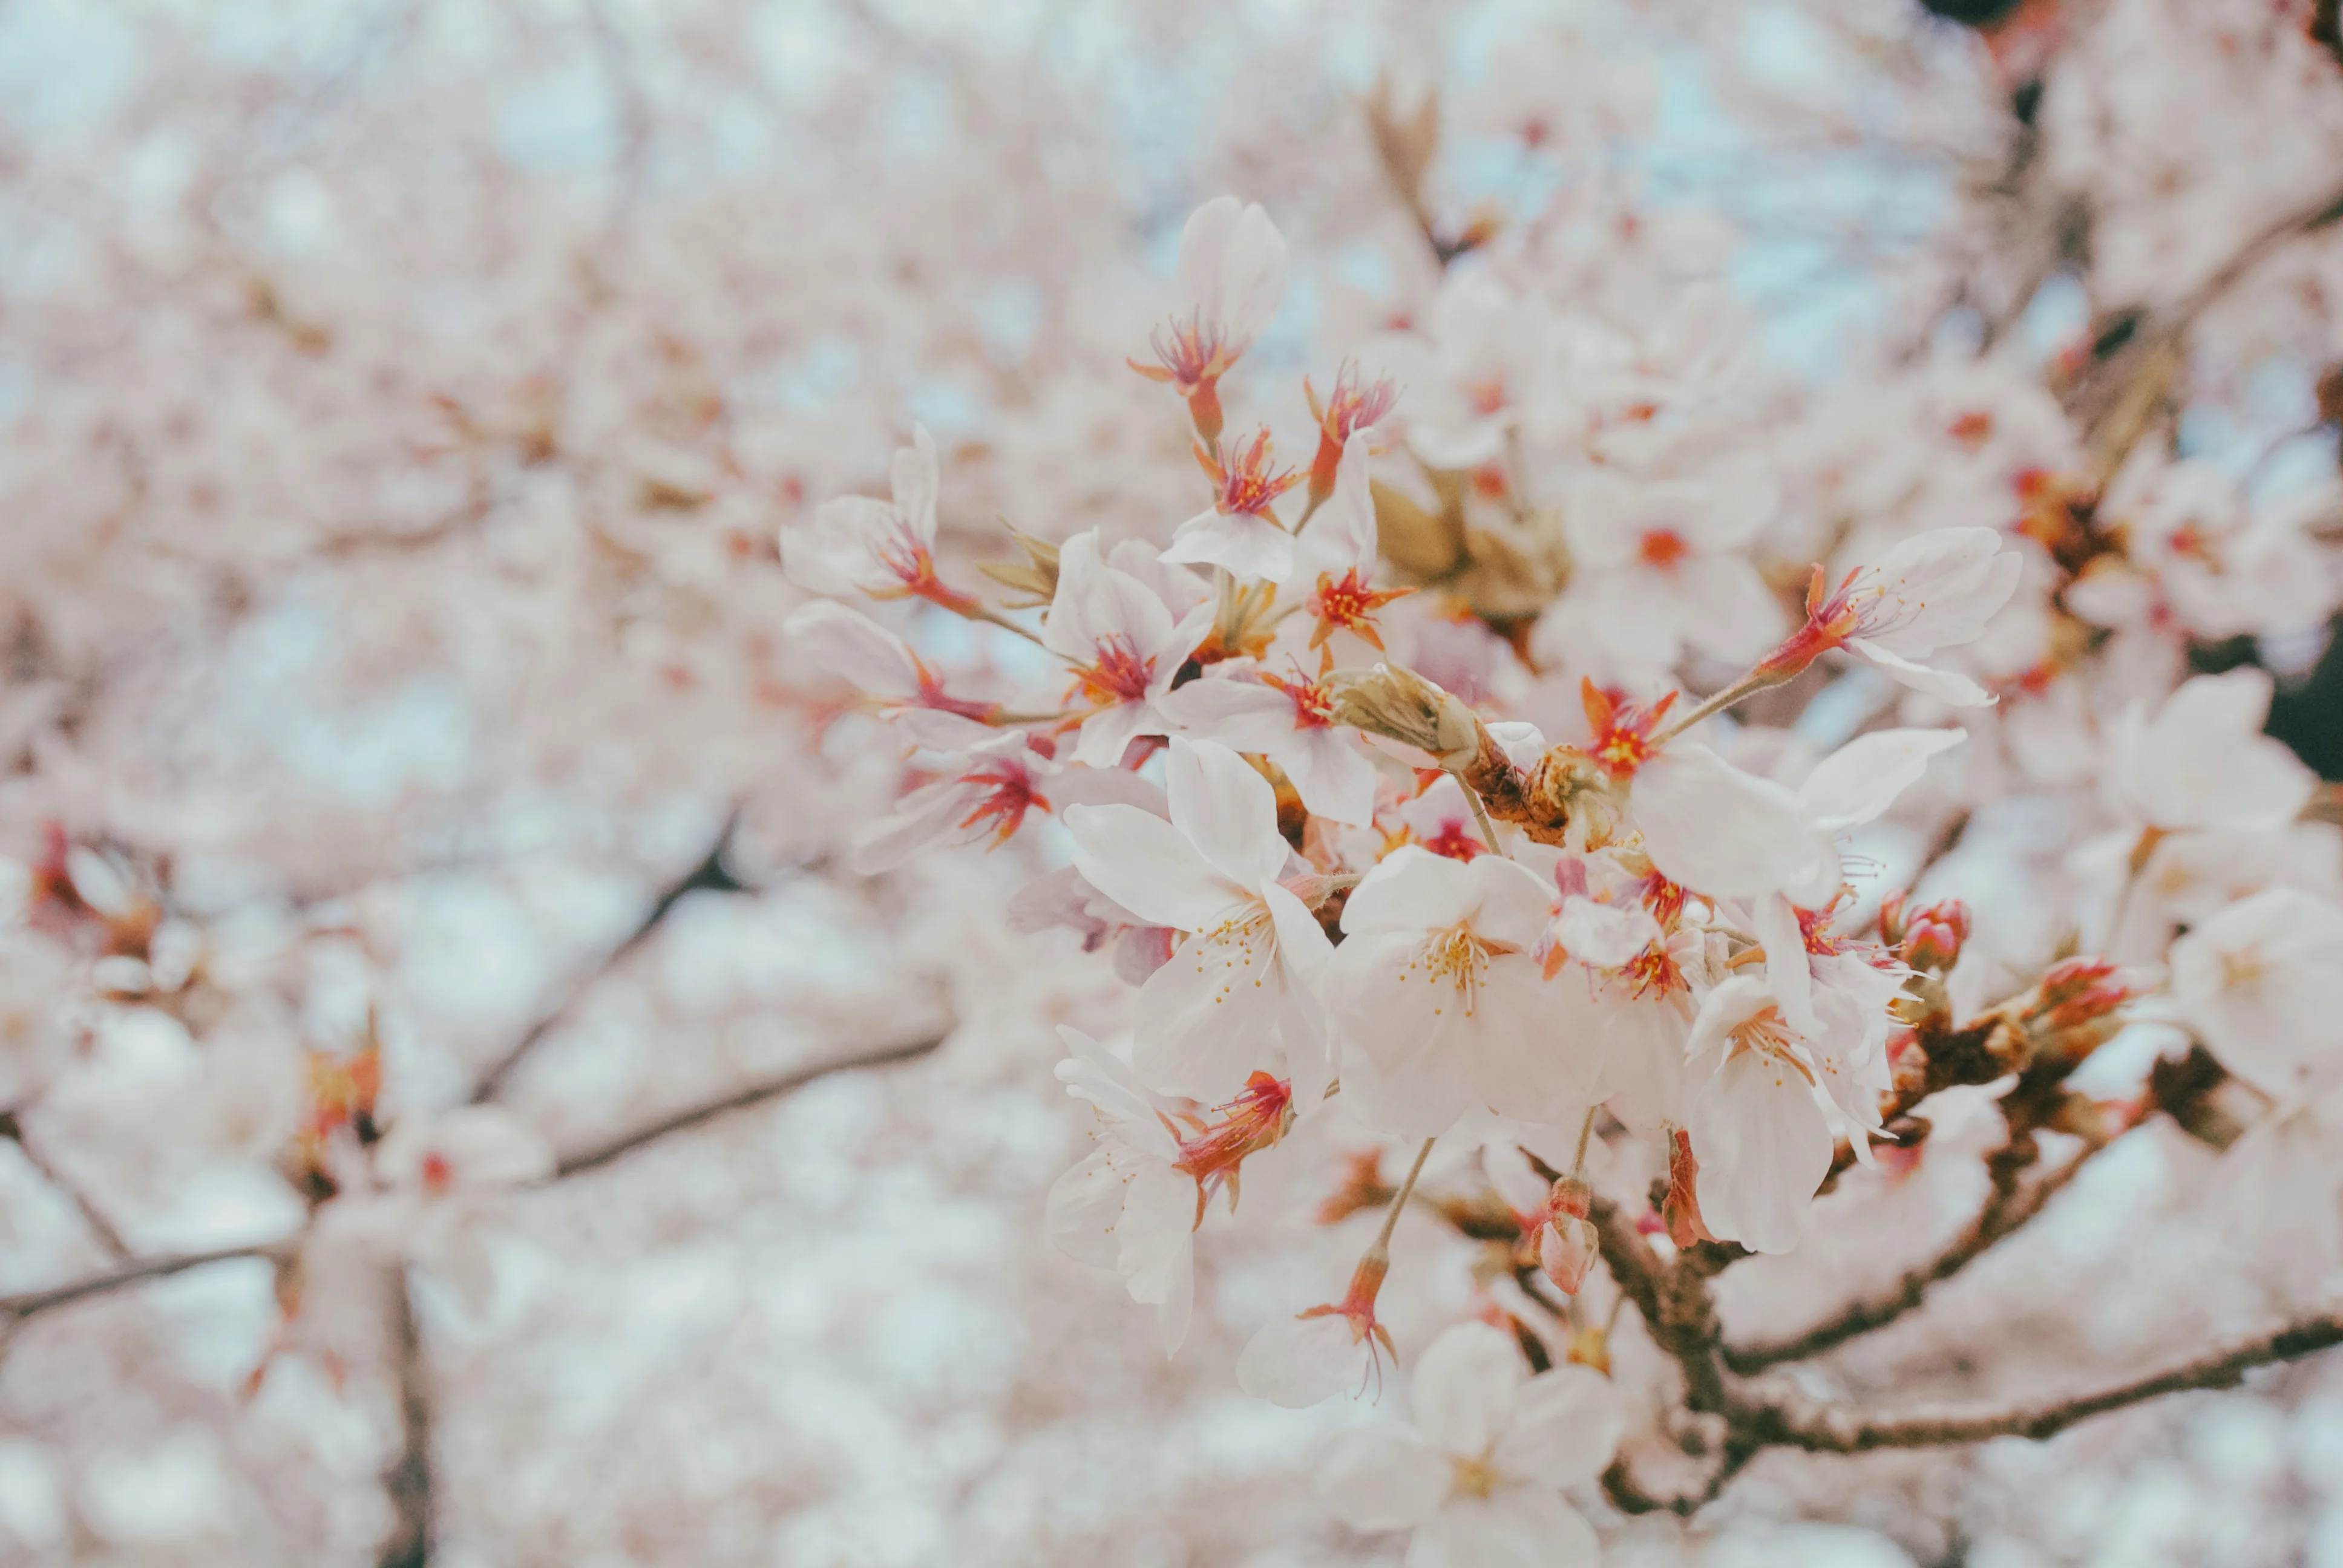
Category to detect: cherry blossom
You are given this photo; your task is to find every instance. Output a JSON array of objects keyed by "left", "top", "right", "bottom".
[
  {"left": 851, "top": 735, "right": 1057, "bottom": 872},
  {"left": 1042, "top": 532, "right": 1211, "bottom": 767},
  {"left": 1129, "top": 196, "right": 1289, "bottom": 441},
  {"left": 1063, "top": 739, "right": 1331, "bottom": 1100},
  {"left": 1683, "top": 975, "right": 1841, "bottom": 1253},
  {"left": 781, "top": 425, "right": 974, "bottom": 612},
  {"left": 1756, "top": 526, "right": 2025, "bottom": 705},
  {"left": 1314, "top": 1322, "right": 1624, "bottom": 1566},
  {"left": 1162, "top": 429, "right": 1305, "bottom": 581},
  {"left": 2170, "top": 887, "right": 2343, "bottom": 1098},
  {"left": 1326, "top": 847, "right": 1607, "bottom": 1135}
]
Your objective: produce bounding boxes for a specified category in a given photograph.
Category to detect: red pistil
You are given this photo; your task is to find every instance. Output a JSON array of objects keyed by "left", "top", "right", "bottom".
[
  {"left": 1130, "top": 310, "right": 1236, "bottom": 440},
  {"left": 954, "top": 754, "right": 1050, "bottom": 848},
  {"left": 1167, "top": 1071, "right": 1296, "bottom": 1220},
  {"left": 1260, "top": 665, "right": 1335, "bottom": 730},
  {"left": 1305, "top": 364, "right": 1401, "bottom": 502},
  {"left": 871, "top": 531, "right": 981, "bottom": 616},
  {"left": 1073, "top": 635, "right": 1158, "bottom": 708},
  {"left": 1197, "top": 429, "right": 1302, "bottom": 519},
  {"left": 1637, "top": 528, "right": 1691, "bottom": 571},
  {"left": 1306, "top": 566, "right": 1414, "bottom": 652},
  {"left": 1581, "top": 679, "right": 1677, "bottom": 780}
]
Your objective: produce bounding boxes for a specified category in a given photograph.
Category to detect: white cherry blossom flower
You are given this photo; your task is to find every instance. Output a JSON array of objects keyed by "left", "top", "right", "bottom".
[
  {"left": 1162, "top": 429, "right": 1305, "bottom": 581},
  {"left": 1314, "top": 1321, "right": 1624, "bottom": 1567},
  {"left": 1684, "top": 975, "right": 1839, "bottom": 1254},
  {"left": 1156, "top": 660, "right": 1380, "bottom": 826},
  {"left": 1129, "top": 196, "right": 1288, "bottom": 440},
  {"left": 1043, "top": 532, "right": 1211, "bottom": 767},
  {"left": 2103, "top": 668, "right": 2318, "bottom": 835},
  {"left": 1550, "top": 465, "right": 1783, "bottom": 668},
  {"left": 2170, "top": 887, "right": 2343, "bottom": 1099},
  {"left": 1063, "top": 738, "right": 1332, "bottom": 1100},
  {"left": 851, "top": 735, "right": 1056, "bottom": 873},
  {"left": 1327, "top": 847, "right": 1607, "bottom": 1136},
  {"left": 784, "top": 600, "right": 997, "bottom": 750},
  {"left": 782, "top": 425, "right": 974, "bottom": 610},
  {"left": 1756, "top": 526, "right": 2024, "bottom": 705}
]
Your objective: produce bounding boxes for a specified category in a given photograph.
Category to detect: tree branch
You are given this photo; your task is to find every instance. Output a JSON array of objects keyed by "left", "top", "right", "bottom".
[
  {"left": 1760, "top": 1312, "right": 2343, "bottom": 1452},
  {"left": 467, "top": 812, "right": 748, "bottom": 1105},
  {"left": 1723, "top": 1131, "right": 2111, "bottom": 1374},
  {"left": 546, "top": 1031, "right": 949, "bottom": 1181},
  {"left": 0, "top": 1106, "right": 128, "bottom": 1258},
  {"left": 376, "top": 1266, "right": 433, "bottom": 1568},
  {"left": 0, "top": 1240, "right": 287, "bottom": 1324}
]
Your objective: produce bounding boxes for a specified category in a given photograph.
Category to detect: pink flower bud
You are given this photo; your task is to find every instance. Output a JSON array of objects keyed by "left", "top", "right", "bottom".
[
  {"left": 1540, "top": 1214, "right": 1599, "bottom": 1295},
  {"left": 1894, "top": 898, "right": 1970, "bottom": 972}
]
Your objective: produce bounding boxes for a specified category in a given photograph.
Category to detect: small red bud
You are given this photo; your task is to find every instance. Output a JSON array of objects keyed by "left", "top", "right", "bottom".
[{"left": 1540, "top": 1215, "right": 1599, "bottom": 1295}]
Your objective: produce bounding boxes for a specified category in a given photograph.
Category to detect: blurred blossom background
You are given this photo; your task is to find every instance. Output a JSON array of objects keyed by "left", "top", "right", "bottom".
[{"left": 1, "top": 1, "right": 2342, "bottom": 1566}]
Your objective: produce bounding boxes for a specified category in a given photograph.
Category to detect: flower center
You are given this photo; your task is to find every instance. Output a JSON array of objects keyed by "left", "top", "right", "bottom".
[
  {"left": 1079, "top": 635, "right": 1158, "bottom": 705},
  {"left": 1449, "top": 1452, "right": 1504, "bottom": 1500},
  {"left": 1637, "top": 528, "right": 1691, "bottom": 570}
]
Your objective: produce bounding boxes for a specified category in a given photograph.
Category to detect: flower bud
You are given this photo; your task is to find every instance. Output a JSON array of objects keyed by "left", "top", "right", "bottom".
[
  {"left": 2028, "top": 956, "right": 2135, "bottom": 1061},
  {"left": 1889, "top": 896, "right": 1970, "bottom": 973},
  {"left": 1540, "top": 1214, "right": 1599, "bottom": 1295},
  {"left": 1324, "top": 663, "right": 1483, "bottom": 769}
]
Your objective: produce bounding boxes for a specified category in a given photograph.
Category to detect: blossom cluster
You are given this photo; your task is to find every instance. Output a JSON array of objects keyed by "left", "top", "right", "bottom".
[{"left": 789, "top": 184, "right": 2343, "bottom": 1558}]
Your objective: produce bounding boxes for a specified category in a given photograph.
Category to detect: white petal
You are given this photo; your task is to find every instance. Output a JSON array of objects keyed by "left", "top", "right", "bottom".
[
  {"left": 1406, "top": 1492, "right": 1598, "bottom": 1568},
  {"left": 1239, "top": 1313, "right": 1376, "bottom": 1408},
  {"left": 1068, "top": 700, "right": 1155, "bottom": 769},
  {"left": 1165, "top": 738, "right": 1288, "bottom": 890},
  {"left": 1340, "top": 846, "right": 1481, "bottom": 936},
  {"left": 1632, "top": 745, "right": 1840, "bottom": 905},
  {"left": 1848, "top": 639, "right": 1997, "bottom": 707},
  {"left": 890, "top": 424, "right": 940, "bottom": 545},
  {"left": 1691, "top": 1047, "right": 1834, "bottom": 1254},
  {"left": 1798, "top": 728, "right": 1965, "bottom": 831},
  {"left": 1464, "top": 856, "right": 1564, "bottom": 950},
  {"left": 1064, "top": 802, "right": 1247, "bottom": 931},
  {"left": 1494, "top": 1365, "right": 1628, "bottom": 1486},
  {"left": 1161, "top": 508, "right": 1297, "bottom": 583},
  {"left": 1282, "top": 728, "right": 1381, "bottom": 827},
  {"left": 1464, "top": 957, "right": 1608, "bottom": 1125},
  {"left": 1046, "top": 1148, "right": 1132, "bottom": 1272},
  {"left": 1755, "top": 892, "right": 1817, "bottom": 1038},
  {"left": 1117, "top": 1165, "right": 1198, "bottom": 1307},
  {"left": 1411, "top": 1321, "right": 1525, "bottom": 1460},
  {"left": 1130, "top": 921, "right": 1292, "bottom": 1102},
  {"left": 784, "top": 600, "right": 920, "bottom": 698},
  {"left": 1156, "top": 675, "right": 1301, "bottom": 753},
  {"left": 1316, "top": 1427, "right": 1449, "bottom": 1534},
  {"left": 1327, "top": 932, "right": 1477, "bottom": 1137}
]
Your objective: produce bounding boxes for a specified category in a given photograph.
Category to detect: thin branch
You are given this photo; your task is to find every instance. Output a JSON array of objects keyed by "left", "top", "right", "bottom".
[
  {"left": 0, "top": 1241, "right": 287, "bottom": 1324},
  {"left": 547, "top": 1031, "right": 948, "bottom": 1180},
  {"left": 1723, "top": 1132, "right": 2111, "bottom": 1374},
  {"left": 0, "top": 1107, "right": 129, "bottom": 1258},
  {"left": 376, "top": 1266, "right": 433, "bottom": 1568},
  {"left": 467, "top": 813, "right": 749, "bottom": 1104},
  {"left": 1764, "top": 1312, "right": 2343, "bottom": 1452}
]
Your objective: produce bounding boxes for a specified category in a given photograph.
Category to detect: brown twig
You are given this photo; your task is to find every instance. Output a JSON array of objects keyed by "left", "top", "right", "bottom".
[
  {"left": 467, "top": 813, "right": 749, "bottom": 1104},
  {"left": 0, "top": 1030, "right": 945, "bottom": 1328},
  {"left": 1723, "top": 1131, "right": 2111, "bottom": 1374},
  {"left": 548, "top": 1031, "right": 948, "bottom": 1180},
  {"left": 0, "top": 1106, "right": 129, "bottom": 1258},
  {"left": 377, "top": 1266, "right": 434, "bottom": 1568},
  {"left": 0, "top": 1241, "right": 288, "bottom": 1324},
  {"left": 1758, "top": 1313, "right": 2343, "bottom": 1452}
]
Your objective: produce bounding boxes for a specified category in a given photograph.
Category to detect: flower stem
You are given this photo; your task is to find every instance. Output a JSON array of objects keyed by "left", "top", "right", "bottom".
[
  {"left": 958, "top": 602, "right": 1047, "bottom": 647},
  {"left": 1652, "top": 667, "right": 1791, "bottom": 745},
  {"left": 1570, "top": 1105, "right": 1599, "bottom": 1178},
  {"left": 1452, "top": 769, "right": 1507, "bottom": 857},
  {"left": 1369, "top": 1137, "right": 1438, "bottom": 1259}
]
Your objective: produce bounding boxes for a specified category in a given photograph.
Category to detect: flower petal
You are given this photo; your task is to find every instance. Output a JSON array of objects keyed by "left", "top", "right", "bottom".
[
  {"left": 1316, "top": 1426, "right": 1449, "bottom": 1534},
  {"left": 1632, "top": 744, "right": 1839, "bottom": 905},
  {"left": 1064, "top": 803, "right": 1246, "bottom": 930},
  {"left": 1238, "top": 1313, "right": 1375, "bottom": 1408},
  {"left": 1405, "top": 1490, "right": 1598, "bottom": 1568},
  {"left": 1798, "top": 727, "right": 1965, "bottom": 830},
  {"left": 1493, "top": 1365, "right": 1628, "bottom": 1486},
  {"left": 1411, "top": 1321, "right": 1525, "bottom": 1460},
  {"left": 1165, "top": 738, "right": 1288, "bottom": 890}
]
